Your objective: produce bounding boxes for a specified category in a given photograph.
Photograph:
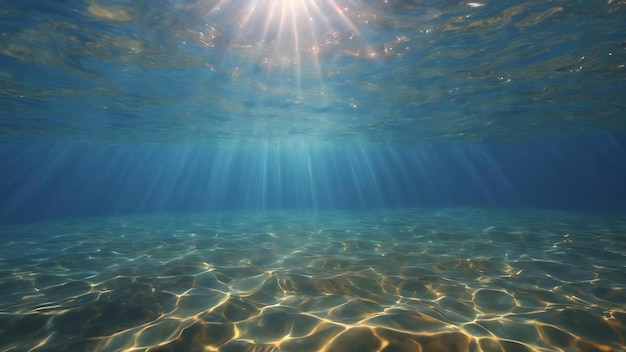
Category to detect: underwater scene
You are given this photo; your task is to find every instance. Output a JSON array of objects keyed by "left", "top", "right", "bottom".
[{"left": 1, "top": 0, "right": 626, "bottom": 351}]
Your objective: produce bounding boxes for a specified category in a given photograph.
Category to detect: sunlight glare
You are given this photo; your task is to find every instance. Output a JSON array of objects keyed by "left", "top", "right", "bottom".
[{"left": 204, "top": 0, "right": 362, "bottom": 81}]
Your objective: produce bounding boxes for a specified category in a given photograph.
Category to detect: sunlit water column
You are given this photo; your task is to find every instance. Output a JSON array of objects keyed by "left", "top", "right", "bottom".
[{"left": 208, "top": 140, "right": 387, "bottom": 210}]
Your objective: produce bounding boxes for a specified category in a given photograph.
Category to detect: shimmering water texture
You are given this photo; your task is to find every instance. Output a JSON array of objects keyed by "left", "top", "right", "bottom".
[
  {"left": 2, "top": 0, "right": 625, "bottom": 143},
  {"left": 1, "top": 209, "right": 625, "bottom": 351}
]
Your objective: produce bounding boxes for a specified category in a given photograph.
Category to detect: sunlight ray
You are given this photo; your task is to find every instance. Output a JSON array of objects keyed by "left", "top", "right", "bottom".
[{"left": 196, "top": 0, "right": 364, "bottom": 86}]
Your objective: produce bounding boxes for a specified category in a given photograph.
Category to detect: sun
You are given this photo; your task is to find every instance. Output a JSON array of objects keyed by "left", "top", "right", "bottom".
[{"left": 200, "top": 0, "right": 362, "bottom": 81}]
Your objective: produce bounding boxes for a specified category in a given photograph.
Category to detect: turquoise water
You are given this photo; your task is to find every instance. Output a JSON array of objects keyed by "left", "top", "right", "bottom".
[
  {"left": 1, "top": 0, "right": 626, "bottom": 351},
  {"left": 2, "top": 0, "right": 625, "bottom": 143}
]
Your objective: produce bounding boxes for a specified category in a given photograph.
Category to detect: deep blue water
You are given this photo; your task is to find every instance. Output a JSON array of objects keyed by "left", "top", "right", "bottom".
[
  {"left": 2, "top": 132, "right": 626, "bottom": 223},
  {"left": 1, "top": 0, "right": 626, "bottom": 351}
]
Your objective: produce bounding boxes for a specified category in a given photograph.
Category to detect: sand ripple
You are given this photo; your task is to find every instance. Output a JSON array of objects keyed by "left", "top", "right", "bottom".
[{"left": 1, "top": 208, "right": 625, "bottom": 351}]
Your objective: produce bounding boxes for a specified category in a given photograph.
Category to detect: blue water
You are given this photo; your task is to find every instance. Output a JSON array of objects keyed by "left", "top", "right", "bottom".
[
  {"left": 1, "top": 0, "right": 626, "bottom": 351},
  {"left": 2, "top": 134, "right": 626, "bottom": 223}
]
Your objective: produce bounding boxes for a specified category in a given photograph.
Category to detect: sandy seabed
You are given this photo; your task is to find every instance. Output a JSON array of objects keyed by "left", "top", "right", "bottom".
[{"left": 1, "top": 208, "right": 625, "bottom": 351}]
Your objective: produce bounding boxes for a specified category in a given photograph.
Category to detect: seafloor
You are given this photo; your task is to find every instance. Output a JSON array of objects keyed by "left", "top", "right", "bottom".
[{"left": 1, "top": 208, "right": 625, "bottom": 351}]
